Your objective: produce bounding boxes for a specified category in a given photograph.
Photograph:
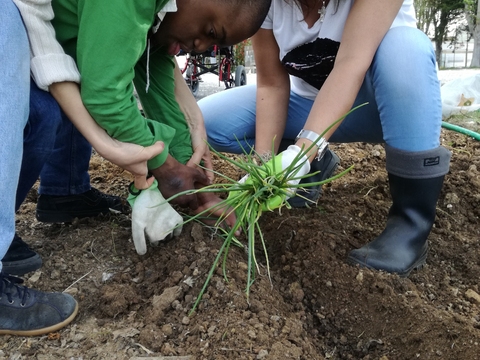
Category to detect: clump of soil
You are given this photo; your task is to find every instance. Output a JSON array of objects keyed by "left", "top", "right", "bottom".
[{"left": 5, "top": 129, "right": 480, "bottom": 360}]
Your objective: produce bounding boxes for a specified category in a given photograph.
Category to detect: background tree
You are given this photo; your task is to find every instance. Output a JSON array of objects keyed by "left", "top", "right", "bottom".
[
  {"left": 415, "top": 0, "right": 436, "bottom": 34},
  {"left": 464, "top": 0, "right": 479, "bottom": 66},
  {"left": 414, "top": 0, "right": 466, "bottom": 65}
]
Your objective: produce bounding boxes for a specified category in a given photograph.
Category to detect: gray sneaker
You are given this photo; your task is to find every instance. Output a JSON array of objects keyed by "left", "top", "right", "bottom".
[
  {"left": 0, "top": 273, "right": 78, "bottom": 336},
  {"left": 287, "top": 148, "right": 340, "bottom": 208}
]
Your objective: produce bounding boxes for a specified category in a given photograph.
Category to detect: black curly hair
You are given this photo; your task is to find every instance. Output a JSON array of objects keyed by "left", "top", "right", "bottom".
[{"left": 222, "top": 0, "right": 272, "bottom": 37}]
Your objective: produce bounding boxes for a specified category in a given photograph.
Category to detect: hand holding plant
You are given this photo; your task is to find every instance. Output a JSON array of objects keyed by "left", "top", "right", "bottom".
[
  {"left": 227, "top": 144, "right": 310, "bottom": 211},
  {"left": 193, "top": 187, "right": 238, "bottom": 231},
  {"left": 165, "top": 104, "right": 367, "bottom": 314},
  {"left": 175, "top": 143, "right": 348, "bottom": 313}
]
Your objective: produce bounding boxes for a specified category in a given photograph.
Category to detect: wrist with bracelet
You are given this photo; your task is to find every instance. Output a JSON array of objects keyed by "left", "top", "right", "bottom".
[{"left": 295, "top": 129, "right": 329, "bottom": 161}]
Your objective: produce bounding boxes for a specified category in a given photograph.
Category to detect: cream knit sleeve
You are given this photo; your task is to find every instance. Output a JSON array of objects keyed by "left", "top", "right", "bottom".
[{"left": 12, "top": 0, "right": 80, "bottom": 91}]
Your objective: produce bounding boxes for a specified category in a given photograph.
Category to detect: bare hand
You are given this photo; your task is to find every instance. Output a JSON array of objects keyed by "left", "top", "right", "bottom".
[
  {"left": 97, "top": 140, "right": 165, "bottom": 190},
  {"left": 194, "top": 191, "right": 238, "bottom": 232},
  {"left": 150, "top": 155, "right": 210, "bottom": 210},
  {"left": 186, "top": 120, "right": 215, "bottom": 182}
]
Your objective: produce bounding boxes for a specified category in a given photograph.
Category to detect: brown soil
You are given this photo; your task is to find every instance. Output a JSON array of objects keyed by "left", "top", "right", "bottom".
[{"left": 5, "top": 128, "right": 480, "bottom": 360}]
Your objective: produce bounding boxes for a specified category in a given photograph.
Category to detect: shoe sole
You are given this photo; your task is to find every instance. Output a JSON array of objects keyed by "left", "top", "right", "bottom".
[
  {"left": 0, "top": 301, "right": 79, "bottom": 336},
  {"left": 36, "top": 208, "right": 116, "bottom": 223},
  {"left": 1, "top": 254, "right": 43, "bottom": 276},
  {"left": 347, "top": 244, "right": 428, "bottom": 278}
]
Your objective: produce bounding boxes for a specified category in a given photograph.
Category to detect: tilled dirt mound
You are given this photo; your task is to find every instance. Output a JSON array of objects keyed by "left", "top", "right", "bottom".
[{"left": 4, "top": 129, "right": 480, "bottom": 360}]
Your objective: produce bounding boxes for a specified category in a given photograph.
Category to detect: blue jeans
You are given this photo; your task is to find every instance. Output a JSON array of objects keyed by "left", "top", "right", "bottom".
[
  {"left": 15, "top": 80, "right": 62, "bottom": 210},
  {"left": 38, "top": 104, "right": 92, "bottom": 196},
  {"left": 200, "top": 27, "right": 442, "bottom": 154},
  {"left": 0, "top": 0, "right": 30, "bottom": 269}
]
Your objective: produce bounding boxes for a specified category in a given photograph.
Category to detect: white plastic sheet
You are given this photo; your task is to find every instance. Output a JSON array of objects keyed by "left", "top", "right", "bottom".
[{"left": 441, "top": 74, "right": 480, "bottom": 118}]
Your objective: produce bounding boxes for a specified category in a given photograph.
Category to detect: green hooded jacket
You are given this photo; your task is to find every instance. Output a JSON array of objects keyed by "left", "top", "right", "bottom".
[{"left": 51, "top": 0, "right": 193, "bottom": 168}]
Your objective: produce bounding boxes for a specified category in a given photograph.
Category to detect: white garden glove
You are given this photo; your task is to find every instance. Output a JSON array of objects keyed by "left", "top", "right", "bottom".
[
  {"left": 127, "top": 179, "right": 183, "bottom": 255},
  {"left": 229, "top": 145, "right": 311, "bottom": 211}
]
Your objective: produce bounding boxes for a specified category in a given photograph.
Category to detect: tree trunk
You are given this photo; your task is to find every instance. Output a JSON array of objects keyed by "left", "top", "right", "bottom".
[
  {"left": 470, "top": 1, "right": 480, "bottom": 67},
  {"left": 434, "top": 9, "right": 449, "bottom": 66},
  {"left": 435, "top": 39, "right": 443, "bottom": 65}
]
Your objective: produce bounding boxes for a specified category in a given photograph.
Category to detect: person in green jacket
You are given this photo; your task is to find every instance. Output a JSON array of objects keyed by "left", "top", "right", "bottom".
[{"left": 47, "top": 0, "right": 271, "bottom": 223}]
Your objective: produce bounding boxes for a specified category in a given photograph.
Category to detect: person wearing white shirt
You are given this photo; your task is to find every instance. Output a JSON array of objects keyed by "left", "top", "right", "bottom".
[{"left": 199, "top": 0, "right": 451, "bottom": 277}]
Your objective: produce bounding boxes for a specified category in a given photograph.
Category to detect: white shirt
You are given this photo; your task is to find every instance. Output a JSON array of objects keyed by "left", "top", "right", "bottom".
[{"left": 261, "top": 0, "right": 416, "bottom": 99}]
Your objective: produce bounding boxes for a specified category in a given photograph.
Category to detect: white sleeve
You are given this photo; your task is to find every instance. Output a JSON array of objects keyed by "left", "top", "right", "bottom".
[
  {"left": 12, "top": 0, "right": 80, "bottom": 91},
  {"left": 261, "top": 0, "right": 274, "bottom": 30}
]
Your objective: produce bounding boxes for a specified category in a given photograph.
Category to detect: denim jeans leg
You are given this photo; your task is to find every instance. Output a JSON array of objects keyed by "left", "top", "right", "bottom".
[
  {"left": 15, "top": 80, "right": 62, "bottom": 210},
  {"left": 201, "top": 84, "right": 258, "bottom": 153},
  {"left": 0, "top": 0, "right": 30, "bottom": 267},
  {"left": 201, "top": 28, "right": 441, "bottom": 155},
  {"left": 38, "top": 110, "right": 92, "bottom": 196},
  {"left": 370, "top": 26, "right": 442, "bottom": 151},
  {"left": 331, "top": 27, "right": 441, "bottom": 151}
]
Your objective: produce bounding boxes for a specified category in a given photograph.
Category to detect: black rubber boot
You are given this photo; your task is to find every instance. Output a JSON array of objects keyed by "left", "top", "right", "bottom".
[{"left": 347, "top": 145, "right": 451, "bottom": 277}]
